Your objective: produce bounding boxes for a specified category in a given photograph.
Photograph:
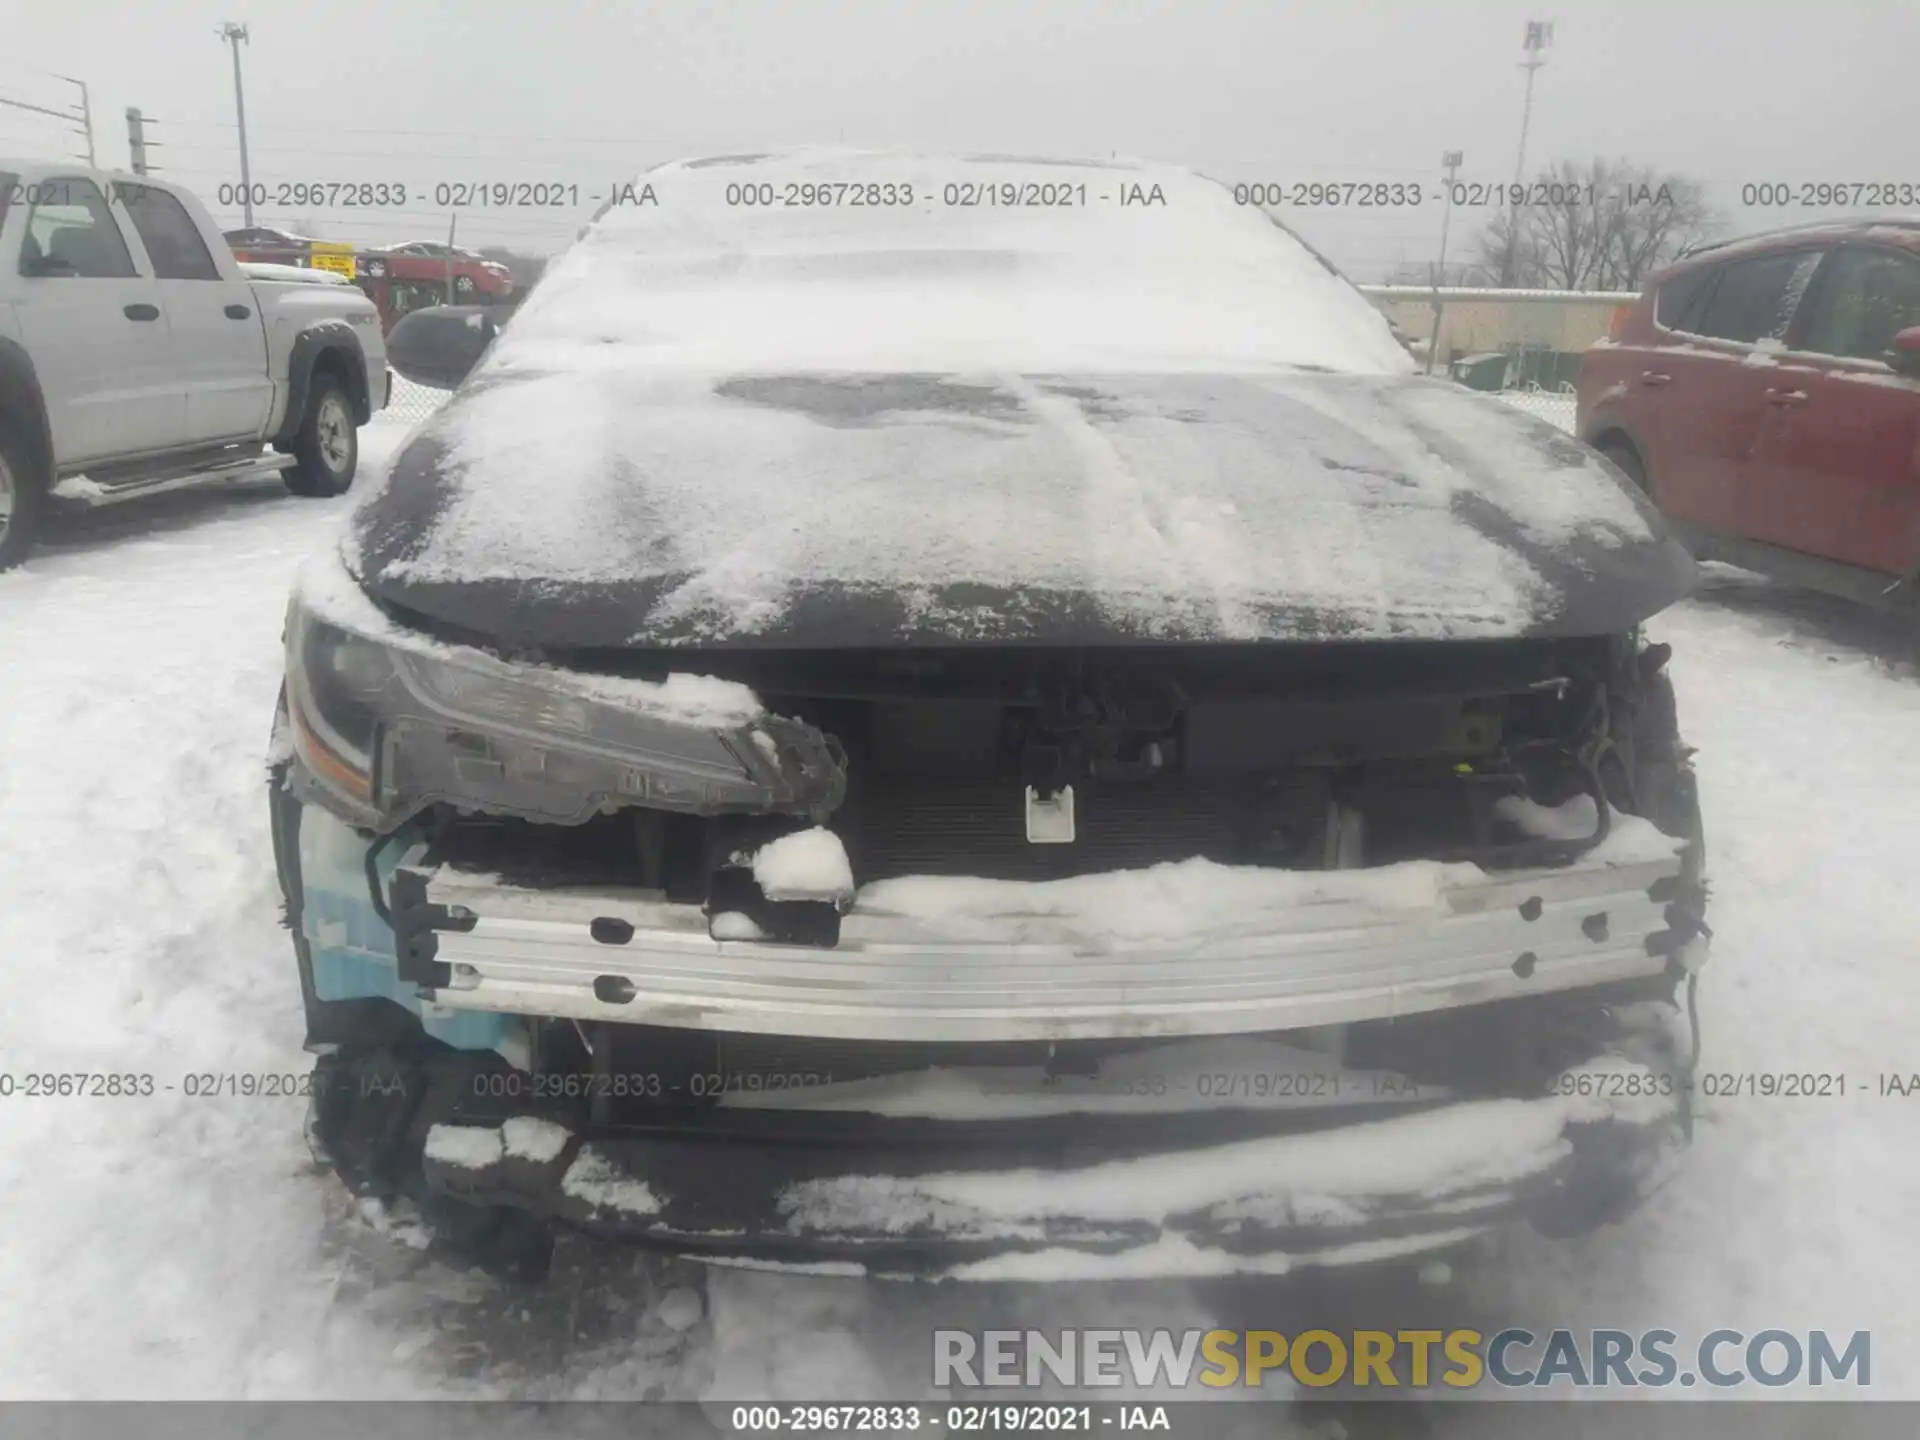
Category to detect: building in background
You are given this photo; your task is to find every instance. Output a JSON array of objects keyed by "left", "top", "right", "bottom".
[{"left": 1359, "top": 284, "right": 1635, "bottom": 389}]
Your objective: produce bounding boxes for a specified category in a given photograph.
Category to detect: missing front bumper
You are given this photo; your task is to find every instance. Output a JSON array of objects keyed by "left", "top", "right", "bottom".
[
  {"left": 311, "top": 1022, "right": 1691, "bottom": 1280},
  {"left": 389, "top": 838, "right": 1698, "bottom": 1043}
]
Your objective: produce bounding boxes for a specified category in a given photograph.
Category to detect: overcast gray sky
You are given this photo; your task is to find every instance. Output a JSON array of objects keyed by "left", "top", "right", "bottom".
[{"left": 4, "top": 0, "right": 1915, "bottom": 278}]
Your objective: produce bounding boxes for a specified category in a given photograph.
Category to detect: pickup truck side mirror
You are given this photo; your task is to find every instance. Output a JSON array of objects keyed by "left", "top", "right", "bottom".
[
  {"left": 387, "top": 304, "right": 503, "bottom": 390},
  {"left": 1888, "top": 326, "right": 1920, "bottom": 379}
]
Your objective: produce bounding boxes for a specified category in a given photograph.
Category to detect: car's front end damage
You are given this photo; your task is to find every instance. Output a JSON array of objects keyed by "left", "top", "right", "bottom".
[
  {"left": 270, "top": 150, "right": 1710, "bottom": 1282},
  {"left": 272, "top": 549, "right": 1708, "bottom": 1282}
]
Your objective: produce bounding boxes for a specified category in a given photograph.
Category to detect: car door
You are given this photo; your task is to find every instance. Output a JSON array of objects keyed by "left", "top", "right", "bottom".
[
  {"left": 114, "top": 181, "right": 273, "bottom": 444},
  {"left": 1647, "top": 247, "right": 1826, "bottom": 538},
  {"left": 10, "top": 175, "right": 186, "bottom": 463},
  {"left": 1580, "top": 263, "right": 1712, "bottom": 505},
  {"left": 1741, "top": 244, "right": 1920, "bottom": 575}
]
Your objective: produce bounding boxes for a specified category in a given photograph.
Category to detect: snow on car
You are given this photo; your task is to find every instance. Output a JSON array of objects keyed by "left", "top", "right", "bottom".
[
  {"left": 238, "top": 261, "right": 355, "bottom": 287},
  {"left": 270, "top": 149, "right": 1711, "bottom": 1282},
  {"left": 3, "top": 330, "right": 1917, "bottom": 1410}
]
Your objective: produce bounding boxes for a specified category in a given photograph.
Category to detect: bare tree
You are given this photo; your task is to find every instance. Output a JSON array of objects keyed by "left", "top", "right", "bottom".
[
  {"left": 1470, "top": 159, "right": 1717, "bottom": 290},
  {"left": 1468, "top": 207, "right": 1534, "bottom": 288},
  {"left": 1527, "top": 158, "right": 1621, "bottom": 289},
  {"left": 1598, "top": 172, "right": 1714, "bottom": 290}
]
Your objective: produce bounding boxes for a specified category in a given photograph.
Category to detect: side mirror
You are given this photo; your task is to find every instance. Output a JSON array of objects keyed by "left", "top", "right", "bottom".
[
  {"left": 386, "top": 304, "right": 502, "bottom": 390},
  {"left": 1888, "top": 326, "right": 1920, "bottom": 379}
]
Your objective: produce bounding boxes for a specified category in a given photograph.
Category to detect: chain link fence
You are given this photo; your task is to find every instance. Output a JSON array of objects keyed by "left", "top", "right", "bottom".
[
  {"left": 1493, "top": 388, "right": 1577, "bottom": 433},
  {"left": 382, "top": 376, "right": 454, "bottom": 429}
]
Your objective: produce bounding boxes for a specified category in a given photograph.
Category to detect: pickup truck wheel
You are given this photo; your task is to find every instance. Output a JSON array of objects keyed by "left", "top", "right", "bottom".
[
  {"left": 0, "top": 426, "right": 46, "bottom": 573},
  {"left": 1598, "top": 438, "right": 1651, "bottom": 498},
  {"left": 285, "top": 377, "right": 358, "bottom": 498}
]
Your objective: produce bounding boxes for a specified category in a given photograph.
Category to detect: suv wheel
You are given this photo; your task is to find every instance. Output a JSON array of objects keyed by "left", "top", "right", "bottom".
[
  {"left": 1599, "top": 438, "right": 1652, "bottom": 498},
  {"left": 0, "top": 424, "right": 47, "bottom": 573},
  {"left": 284, "top": 376, "right": 359, "bottom": 498}
]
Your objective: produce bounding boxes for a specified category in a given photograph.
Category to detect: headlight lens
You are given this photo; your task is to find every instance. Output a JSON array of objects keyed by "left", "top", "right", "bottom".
[
  {"left": 286, "top": 610, "right": 396, "bottom": 808},
  {"left": 296, "top": 616, "right": 395, "bottom": 757},
  {"left": 282, "top": 592, "right": 845, "bottom": 830}
]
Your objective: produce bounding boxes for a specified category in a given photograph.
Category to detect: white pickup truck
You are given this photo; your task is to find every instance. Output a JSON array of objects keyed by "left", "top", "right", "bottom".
[{"left": 0, "top": 161, "right": 388, "bottom": 570}]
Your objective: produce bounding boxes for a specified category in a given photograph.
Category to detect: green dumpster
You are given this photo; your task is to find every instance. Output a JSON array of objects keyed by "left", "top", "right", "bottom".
[{"left": 1449, "top": 352, "right": 1510, "bottom": 391}]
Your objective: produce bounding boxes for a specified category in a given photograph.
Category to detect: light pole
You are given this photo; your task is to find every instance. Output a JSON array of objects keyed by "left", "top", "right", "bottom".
[
  {"left": 218, "top": 22, "right": 254, "bottom": 226},
  {"left": 1501, "top": 20, "right": 1553, "bottom": 287},
  {"left": 1426, "top": 150, "right": 1464, "bottom": 374}
]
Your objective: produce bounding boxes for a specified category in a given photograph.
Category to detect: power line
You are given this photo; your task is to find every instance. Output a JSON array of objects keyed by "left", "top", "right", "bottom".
[
  {"left": 150, "top": 124, "right": 1456, "bottom": 178},
  {"left": 151, "top": 139, "right": 649, "bottom": 164},
  {"left": 0, "top": 74, "right": 93, "bottom": 164},
  {"left": 151, "top": 116, "right": 656, "bottom": 145}
]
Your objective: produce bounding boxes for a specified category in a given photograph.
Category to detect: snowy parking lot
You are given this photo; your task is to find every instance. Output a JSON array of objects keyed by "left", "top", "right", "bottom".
[{"left": 1, "top": 411, "right": 1916, "bottom": 1419}]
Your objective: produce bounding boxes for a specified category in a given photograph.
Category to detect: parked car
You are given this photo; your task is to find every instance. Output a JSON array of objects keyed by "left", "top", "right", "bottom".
[
  {"left": 223, "top": 227, "right": 361, "bottom": 280},
  {"left": 0, "top": 163, "right": 389, "bottom": 570},
  {"left": 360, "top": 241, "right": 513, "bottom": 300},
  {"left": 1577, "top": 217, "right": 1920, "bottom": 613},
  {"left": 222, "top": 224, "right": 323, "bottom": 257},
  {"left": 272, "top": 150, "right": 1709, "bottom": 1282}
]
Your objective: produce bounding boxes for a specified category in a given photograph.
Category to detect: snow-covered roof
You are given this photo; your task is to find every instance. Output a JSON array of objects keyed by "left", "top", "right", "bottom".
[
  {"left": 1679, "top": 214, "right": 1920, "bottom": 260},
  {"left": 1361, "top": 285, "right": 1640, "bottom": 304}
]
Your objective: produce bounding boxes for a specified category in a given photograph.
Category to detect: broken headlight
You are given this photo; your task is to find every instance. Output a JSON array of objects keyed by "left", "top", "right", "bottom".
[{"left": 282, "top": 586, "right": 845, "bottom": 832}]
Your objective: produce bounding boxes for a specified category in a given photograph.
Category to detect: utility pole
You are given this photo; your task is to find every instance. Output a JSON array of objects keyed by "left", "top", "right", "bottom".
[
  {"left": 1426, "top": 149, "right": 1464, "bottom": 374},
  {"left": 0, "top": 75, "right": 93, "bottom": 163},
  {"left": 58, "top": 75, "right": 95, "bottom": 165},
  {"left": 218, "top": 22, "right": 254, "bottom": 226},
  {"left": 125, "top": 107, "right": 155, "bottom": 175},
  {"left": 1501, "top": 19, "right": 1553, "bottom": 287}
]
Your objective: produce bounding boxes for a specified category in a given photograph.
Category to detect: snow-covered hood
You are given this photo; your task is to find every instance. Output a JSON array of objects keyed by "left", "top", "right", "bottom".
[
  {"left": 239, "top": 261, "right": 351, "bottom": 286},
  {"left": 349, "top": 366, "right": 1695, "bottom": 649},
  {"left": 344, "top": 149, "right": 1692, "bottom": 649}
]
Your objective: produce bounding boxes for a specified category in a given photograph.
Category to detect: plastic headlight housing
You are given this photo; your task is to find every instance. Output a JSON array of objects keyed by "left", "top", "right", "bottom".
[
  {"left": 285, "top": 612, "right": 396, "bottom": 809},
  {"left": 283, "top": 598, "right": 845, "bottom": 831}
]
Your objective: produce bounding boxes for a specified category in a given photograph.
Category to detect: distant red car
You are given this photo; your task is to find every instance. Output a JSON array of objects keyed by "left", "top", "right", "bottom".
[
  {"left": 358, "top": 241, "right": 513, "bottom": 301},
  {"left": 1576, "top": 218, "right": 1920, "bottom": 610},
  {"left": 223, "top": 226, "right": 330, "bottom": 266}
]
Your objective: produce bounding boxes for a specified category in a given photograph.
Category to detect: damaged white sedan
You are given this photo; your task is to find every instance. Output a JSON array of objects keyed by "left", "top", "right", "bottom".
[{"left": 268, "top": 149, "right": 1710, "bottom": 1282}]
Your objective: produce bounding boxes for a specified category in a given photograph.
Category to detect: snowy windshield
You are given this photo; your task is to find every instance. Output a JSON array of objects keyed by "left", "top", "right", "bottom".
[{"left": 482, "top": 151, "right": 1416, "bottom": 377}]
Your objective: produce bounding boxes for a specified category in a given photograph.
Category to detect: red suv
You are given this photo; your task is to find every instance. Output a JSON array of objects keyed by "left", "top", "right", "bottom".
[{"left": 1577, "top": 219, "right": 1920, "bottom": 610}]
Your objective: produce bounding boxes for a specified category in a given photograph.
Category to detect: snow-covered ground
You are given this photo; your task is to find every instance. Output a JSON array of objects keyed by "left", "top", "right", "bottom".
[{"left": 0, "top": 414, "right": 1915, "bottom": 1416}]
